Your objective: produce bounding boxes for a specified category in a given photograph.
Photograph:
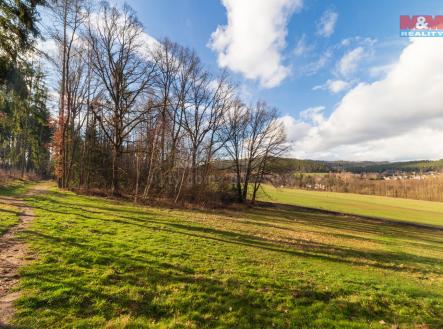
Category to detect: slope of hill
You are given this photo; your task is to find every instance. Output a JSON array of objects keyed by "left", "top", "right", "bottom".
[
  {"left": 3, "top": 184, "right": 443, "bottom": 328},
  {"left": 267, "top": 157, "right": 443, "bottom": 173},
  {"left": 343, "top": 159, "right": 443, "bottom": 173},
  {"left": 258, "top": 185, "right": 443, "bottom": 227}
]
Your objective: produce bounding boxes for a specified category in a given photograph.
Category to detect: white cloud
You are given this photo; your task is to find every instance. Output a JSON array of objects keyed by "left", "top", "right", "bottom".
[
  {"left": 313, "top": 79, "right": 350, "bottom": 94},
  {"left": 341, "top": 38, "right": 352, "bottom": 47},
  {"left": 340, "top": 36, "right": 377, "bottom": 49},
  {"left": 285, "top": 38, "right": 443, "bottom": 161},
  {"left": 293, "top": 34, "right": 312, "bottom": 57},
  {"left": 316, "top": 9, "right": 338, "bottom": 37},
  {"left": 368, "top": 64, "right": 394, "bottom": 78},
  {"left": 337, "top": 47, "right": 365, "bottom": 77},
  {"left": 209, "top": 0, "right": 302, "bottom": 88},
  {"left": 138, "top": 31, "right": 160, "bottom": 57},
  {"left": 291, "top": 128, "right": 443, "bottom": 161},
  {"left": 88, "top": 10, "right": 159, "bottom": 61},
  {"left": 299, "top": 106, "right": 325, "bottom": 124},
  {"left": 280, "top": 115, "right": 311, "bottom": 142},
  {"left": 302, "top": 49, "right": 332, "bottom": 75}
]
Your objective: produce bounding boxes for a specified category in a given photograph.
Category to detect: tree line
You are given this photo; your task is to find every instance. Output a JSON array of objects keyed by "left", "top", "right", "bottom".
[
  {"left": 15, "top": 0, "right": 285, "bottom": 203},
  {"left": 272, "top": 172, "right": 443, "bottom": 202},
  {"left": 0, "top": 0, "right": 52, "bottom": 178}
]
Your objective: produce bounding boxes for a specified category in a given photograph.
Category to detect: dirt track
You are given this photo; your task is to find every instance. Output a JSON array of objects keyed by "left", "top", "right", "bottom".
[{"left": 0, "top": 182, "right": 50, "bottom": 327}]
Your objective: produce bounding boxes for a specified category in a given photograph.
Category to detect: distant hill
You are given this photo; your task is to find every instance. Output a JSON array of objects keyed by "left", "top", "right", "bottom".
[
  {"left": 342, "top": 159, "right": 443, "bottom": 173},
  {"left": 267, "top": 157, "right": 443, "bottom": 174},
  {"left": 265, "top": 157, "right": 330, "bottom": 174}
]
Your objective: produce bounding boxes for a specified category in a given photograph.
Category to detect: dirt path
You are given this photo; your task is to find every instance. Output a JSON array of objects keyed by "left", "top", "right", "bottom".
[{"left": 0, "top": 182, "right": 50, "bottom": 327}]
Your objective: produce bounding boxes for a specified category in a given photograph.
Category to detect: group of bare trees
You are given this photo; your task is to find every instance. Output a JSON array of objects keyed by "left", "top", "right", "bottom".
[
  {"left": 48, "top": 0, "right": 285, "bottom": 203},
  {"left": 223, "top": 102, "right": 285, "bottom": 202}
]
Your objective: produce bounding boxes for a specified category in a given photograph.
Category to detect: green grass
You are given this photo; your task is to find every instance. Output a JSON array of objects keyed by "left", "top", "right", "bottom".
[
  {"left": 258, "top": 185, "right": 443, "bottom": 227},
  {"left": 4, "top": 184, "right": 442, "bottom": 328},
  {"left": 0, "top": 180, "right": 28, "bottom": 235},
  {"left": 0, "top": 201, "right": 20, "bottom": 235}
]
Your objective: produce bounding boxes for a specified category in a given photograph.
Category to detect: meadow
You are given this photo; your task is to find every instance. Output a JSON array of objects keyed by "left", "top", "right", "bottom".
[
  {"left": 258, "top": 185, "right": 443, "bottom": 227},
  {"left": 0, "top": 198, "right": 19, "bottom": 235},
  {"left": 1, "top": 183, "right": 442, "bottom": 328},
  {"left": 0, "top": 181, "right": 27, "bottom": 235}
]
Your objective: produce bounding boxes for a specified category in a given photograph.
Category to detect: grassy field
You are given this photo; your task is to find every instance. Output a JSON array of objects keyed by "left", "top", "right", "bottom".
[
  {"left": 1, "top": 183, "right": 440, "bottom": 328},
  {"left": 0, "top": 199, "right": 19, "bottom": 235},
  {"left": 0, "top": 181, "right": 27, "bottom": 235},
  {"left": 258, "top": 185, "right": 443, "bottom": 227}
]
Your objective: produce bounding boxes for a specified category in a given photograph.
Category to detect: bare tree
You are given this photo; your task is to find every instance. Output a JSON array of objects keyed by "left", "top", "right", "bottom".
[
  {"left": 39, "top": 0, "right": 287, "bottom": 204},
  {"left": 86, "top": 2, "right": 156, "bottom": 195},
  {"left": 249, "top": 106, "right": 286, "bottom": 203},
  {"left": 50, "top": 0, "right": 87, "bottom": 188},
  {"left": 181, "top": 64, "right": 233, "bottom": 200},
  {"left": 150, "top": 39, "right": 183, "bottom": 194},
  {"left": 222, "top": 99, "right": 248, "bottom": 202},
  {"left": 223, "top": 101, "right": 286, "bottom": 203}
]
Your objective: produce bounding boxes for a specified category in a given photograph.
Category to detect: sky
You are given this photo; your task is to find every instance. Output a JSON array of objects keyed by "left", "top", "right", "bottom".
[{"left": 42, "top": 0, "right": 443, "bottom": 161}]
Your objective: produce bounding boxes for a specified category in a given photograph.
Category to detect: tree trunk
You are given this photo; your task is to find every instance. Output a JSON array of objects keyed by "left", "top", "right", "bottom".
[
  {"left": 235, "top": 159, "right": 243, "bottom": 202},
  {"left": 191, "top": 149, "right": 197, "bottom": 200},
  {"left": 134, "top": 154, "right": 139, "bottom": 203},
  {"left": 111, "top": 145, "right": 120, "bottom": 196},
  {"left": 57, "top": 0, "right": 68, "bottom": 188}
]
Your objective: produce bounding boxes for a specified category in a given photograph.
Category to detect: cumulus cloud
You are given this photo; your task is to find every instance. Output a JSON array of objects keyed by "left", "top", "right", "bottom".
[
  {"left": 286, "top": 38, "right": 443, "bottom": 161},
  {"left": 368, "top": 64, "right": 394, "bottom": 78},
  {"left": 138, "top": 31, "right": 160, "bottom": 52},
  {"left": 299, "top": 106, "right": 325, "bottom": 124},
  {"left": 316, "top": 9, "right": 338, "bottom": 37},
  {"left": 209, "top": 0, "right": 302, "bottom": 88},
  {"left": 280, "top": 115, "right": 311, "bottom": 142},
  {"left": 313, "top": 79, "right": 350, "bottom": 94}
]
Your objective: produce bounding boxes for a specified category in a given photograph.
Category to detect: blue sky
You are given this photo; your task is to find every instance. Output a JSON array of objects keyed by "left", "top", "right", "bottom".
[
  {"left": 119, "top": 0, "right": 438, "bottom": 116},
  {"left": 39, "top": 0, "right": 443, "bottom": 161},
  {"left": 113, "top": 0, "right": 443, "bottom": 161}
]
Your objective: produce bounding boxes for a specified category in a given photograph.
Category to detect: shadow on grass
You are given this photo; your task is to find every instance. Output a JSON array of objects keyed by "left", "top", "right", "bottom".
[
  {"left": 14, "top": 191, "right": 443, "bottom": 328},
  {"left": 18, "top": 227, "right": 443, "bottom": 329},
  {"left": 0, "top": 208, "right": 20, "bottom": 215},
  {"left": 28, "top": 194, "right": 443, "bottom": 276},
  {"left": 248, "top": 206, "right": 443, "bottom": 245}
]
